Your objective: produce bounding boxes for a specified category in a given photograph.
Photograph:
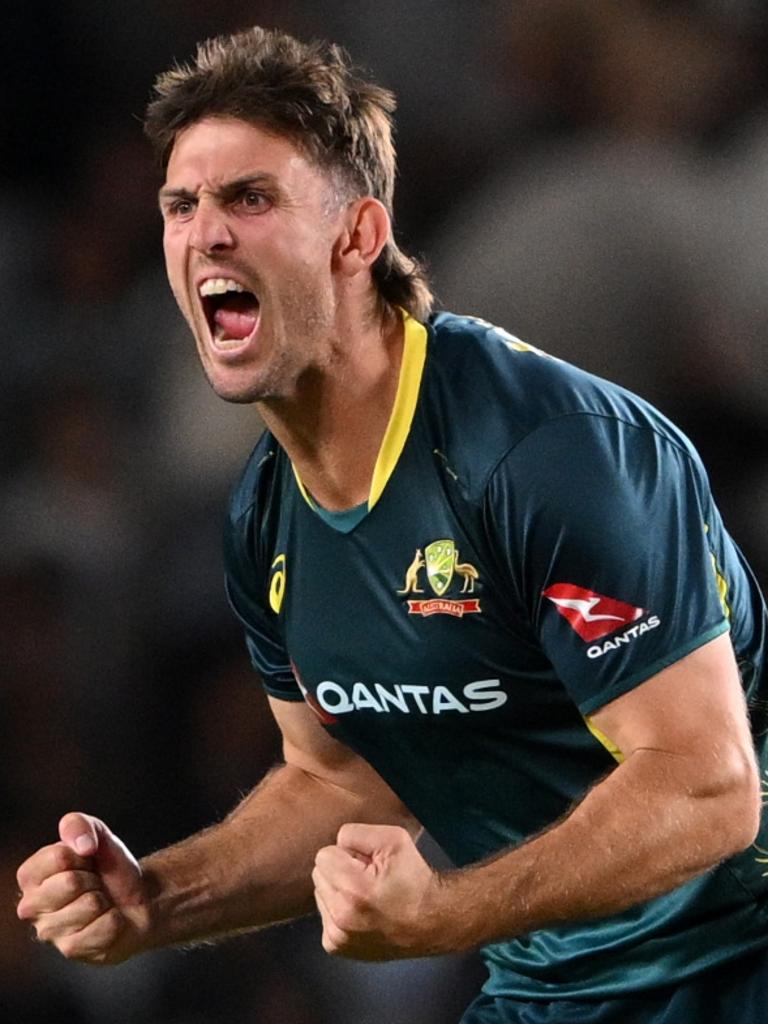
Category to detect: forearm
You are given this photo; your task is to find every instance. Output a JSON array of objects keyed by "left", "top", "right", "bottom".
[
  {"left": 140, "top": 761, "right": 408, "bottom": 949},
  {"left": 430, "top": 748, "right": 760, "bottom": 953},
  {"left": 311, "top": 639, "right": 762, "bottom": 964}
]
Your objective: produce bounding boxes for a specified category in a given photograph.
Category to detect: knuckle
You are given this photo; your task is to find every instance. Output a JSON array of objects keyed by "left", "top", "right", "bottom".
[
  {"left": 100, "top": 907, "right": 124, "bottom": 943},
  {"left": 50, "top": 846, "right": 74, "bottom": 874},
  {"left": 35, "top": 919, "right": 56, "bottom": 944},
  {"left": 81, "top": 890, "right": 105, "bottom": 918},
  {"left": 17, "top": 851, "right": 47, "bottom": 889},
  {"left": 334, "top": 910, "right": 352, "bottom": 932},
  {"left": 322, "top": 925, "right": 342, "bottom": 954},
  {"left": 55, "top": 934, "right": 82, "bottom": 961},
  {"left": 337, "top": 823, "right": 354, "bottom": 844},
  {"left": 336, "top": 904, "right": 361, "bottom": 931},
  {"left": 60, "top": 870, "right": 84, "bottom": 900},
  {"left": 16, "top": 897, "right": 32, "bottom": 921}
]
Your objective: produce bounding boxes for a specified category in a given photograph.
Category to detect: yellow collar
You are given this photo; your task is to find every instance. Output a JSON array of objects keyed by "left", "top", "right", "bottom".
[{"left": 292, "top": 310, "right": 427, "bottom": 512}]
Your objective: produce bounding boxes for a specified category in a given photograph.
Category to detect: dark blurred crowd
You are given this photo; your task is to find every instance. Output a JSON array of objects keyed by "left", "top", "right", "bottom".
[{"left": 3, "top": 3, "right": 768, "bottom": 1022}]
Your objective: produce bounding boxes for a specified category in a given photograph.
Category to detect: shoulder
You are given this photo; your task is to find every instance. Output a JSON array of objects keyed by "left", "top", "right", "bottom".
[
  {"left": 227, "top": 429, "right": 285, "bottom": 527},
  {"left": 424, "top": 311, "right": 701, "bottom": 490},
  {"left": 224, "top": 430, "right": 289, "bottom": 580}
]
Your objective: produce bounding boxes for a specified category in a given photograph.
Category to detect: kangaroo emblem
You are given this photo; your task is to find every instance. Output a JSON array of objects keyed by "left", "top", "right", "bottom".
[{"left": 398, "top": 549, "right": 425, "bottom": 594}]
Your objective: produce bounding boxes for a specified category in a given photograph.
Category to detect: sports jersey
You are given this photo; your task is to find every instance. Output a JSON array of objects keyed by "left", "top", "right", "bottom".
[{"left": 224, "top": 311, "right": 768, "bottom": 1000}]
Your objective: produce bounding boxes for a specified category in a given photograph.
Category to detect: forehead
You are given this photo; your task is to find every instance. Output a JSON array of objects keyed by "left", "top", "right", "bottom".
[{"left": 165, "top": 116, "right": 323, "bottom": 190}]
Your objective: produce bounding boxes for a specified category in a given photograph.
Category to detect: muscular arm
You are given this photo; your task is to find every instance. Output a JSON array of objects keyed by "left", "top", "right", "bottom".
[
  {"left": 437, "top": 634, "right": 760, "bottom": 947},
  {"left": 313, "top": 633, "right": 762, "bottom": 958},
  {"left": 142, "top": 698, "right": 418, "bottom": 948},
  {"left": 16, "top": 698, "right": 417, "bottom": 962}
]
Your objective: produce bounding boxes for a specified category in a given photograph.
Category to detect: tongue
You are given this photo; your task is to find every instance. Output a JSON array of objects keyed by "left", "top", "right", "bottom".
[
  {"left": 212, "top": 293, "right": 260, "bottom": 341},
  {"left": 214, "top": 307, "right": 258, "bottom": 340}
]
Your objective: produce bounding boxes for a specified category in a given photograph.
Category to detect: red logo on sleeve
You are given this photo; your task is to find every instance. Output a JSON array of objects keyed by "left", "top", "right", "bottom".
[
  {"left": 542, "top": 583, "right": 645, "bottom": 642},
  {"left": 291, "top": 659, "right": 338, "bottom": 725}
]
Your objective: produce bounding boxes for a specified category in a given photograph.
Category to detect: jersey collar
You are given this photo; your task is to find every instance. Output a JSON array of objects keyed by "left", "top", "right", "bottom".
[{"left": 291, "top": 309, "right": 427, "bottom": 515}]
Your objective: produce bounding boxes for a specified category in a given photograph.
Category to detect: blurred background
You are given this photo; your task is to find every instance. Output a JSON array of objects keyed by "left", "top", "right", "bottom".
[{"left": 3, "top": 1, "right": 768, "bottom": 1021}]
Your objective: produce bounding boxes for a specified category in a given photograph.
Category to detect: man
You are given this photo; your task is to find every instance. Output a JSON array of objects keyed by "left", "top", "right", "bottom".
[{"left": 16, "top": 26, "right": 768, "bottom": 1024}]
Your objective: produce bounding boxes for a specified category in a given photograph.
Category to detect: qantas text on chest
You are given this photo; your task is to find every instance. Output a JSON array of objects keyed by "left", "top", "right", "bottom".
[{"left": 312, "top": 678, "right": 508, "bottom": 715}]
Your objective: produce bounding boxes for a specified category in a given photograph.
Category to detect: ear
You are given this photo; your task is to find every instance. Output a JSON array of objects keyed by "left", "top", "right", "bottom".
[{"left": 332, "top": 197, "right": 391, "bottom": 277}]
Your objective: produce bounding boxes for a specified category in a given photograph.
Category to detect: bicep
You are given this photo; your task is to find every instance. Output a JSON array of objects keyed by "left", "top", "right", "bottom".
[
  {"left": 270, "top": 696, "right": 363, "bottom": 777},
  {"left": 269, "top": 697, "right": 420, "bottom": 832},
  {"left": 589, "top": 633, "right": 756, "bottom": 774}
]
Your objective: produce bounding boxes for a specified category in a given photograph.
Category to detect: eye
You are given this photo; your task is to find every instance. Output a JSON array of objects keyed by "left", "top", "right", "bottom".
[
  {"left": 164, "top": 198, "right": 196, "bottom": 220},
  {"left": 239, "top": 189, "right": 272, "bottom": 214}
]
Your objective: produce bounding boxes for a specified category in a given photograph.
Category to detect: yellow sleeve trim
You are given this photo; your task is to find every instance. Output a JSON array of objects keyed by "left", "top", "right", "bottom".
[
  {"left": 584, "top": 716, "right": 625, "bottom": 764},
  {"left": 704, "top": 522, "right": 731, "bottom": 621}
]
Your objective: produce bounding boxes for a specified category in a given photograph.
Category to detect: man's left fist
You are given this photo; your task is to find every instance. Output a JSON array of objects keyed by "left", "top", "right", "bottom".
[{"left": 312, "top": 823, "right": 446, "bottom": 961}]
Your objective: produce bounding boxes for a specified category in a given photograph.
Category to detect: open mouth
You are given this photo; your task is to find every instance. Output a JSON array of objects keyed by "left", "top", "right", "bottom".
[{"left": 199, "top": 278, "right": 260, "bottom": 349}]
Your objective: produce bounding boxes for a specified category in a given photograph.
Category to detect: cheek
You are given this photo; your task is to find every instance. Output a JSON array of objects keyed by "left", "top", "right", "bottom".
[
  {"left": 162, "top": 239, "right": 188, "bottom": 302},
  {"left": 270, "top": 227, "right": 331, "bottom": 270},
  {"left": 164, "top": 270, "right": 186, "bottom": 313}
]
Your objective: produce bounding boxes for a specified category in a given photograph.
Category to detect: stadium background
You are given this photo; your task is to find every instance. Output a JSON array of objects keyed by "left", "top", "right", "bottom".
[{"left": 3, "top": 2, "right": 768, "bottom": 1021}]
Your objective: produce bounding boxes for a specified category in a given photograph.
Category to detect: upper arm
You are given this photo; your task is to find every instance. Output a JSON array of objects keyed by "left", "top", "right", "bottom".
[
  {"left": 590, "top": 633, "right": 759, "bottom": 797},
  {"left": 488, "top": 413, "right": 731, "bottom": 715},
  {"left": 269, "top": 697, "right": 420, "bottom": 832},
  {"left": 270, "top": 696, "right": 369, "bottom": 781}
]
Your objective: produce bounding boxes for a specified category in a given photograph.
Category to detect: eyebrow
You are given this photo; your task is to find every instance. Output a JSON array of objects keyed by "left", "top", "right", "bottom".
[
  {"left": 158, "top": 172, "right": 282, "bottom": 207},
  {"left": 157, "top": 186, "right": 195, "bottom": 208}
]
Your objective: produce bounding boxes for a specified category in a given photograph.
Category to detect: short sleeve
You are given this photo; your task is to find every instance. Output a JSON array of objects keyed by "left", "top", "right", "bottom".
[
  {"left": 486, "top": 414, "right": 729, "bottom": 714},
  {"left": 223, "top": 503, "right": 302, "bottom": 701}
]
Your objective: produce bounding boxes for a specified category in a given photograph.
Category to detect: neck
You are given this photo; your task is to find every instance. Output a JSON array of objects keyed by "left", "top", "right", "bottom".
[{"left": 258, "top": 303, "right": 404, "bottom": 511}]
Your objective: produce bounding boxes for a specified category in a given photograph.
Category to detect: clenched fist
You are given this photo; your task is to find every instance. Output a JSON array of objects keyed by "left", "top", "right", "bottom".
[
  {"left": 16, "top": 812, "right": 151, "bottom": 965},
  {"left": 312, "top": 823, "right": 449, "bottom": 961}
]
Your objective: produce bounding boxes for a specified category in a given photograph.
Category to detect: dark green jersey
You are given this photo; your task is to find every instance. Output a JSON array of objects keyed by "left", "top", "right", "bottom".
[{"left": 224, "top": 312, "right": 768, "bottom": 1000}]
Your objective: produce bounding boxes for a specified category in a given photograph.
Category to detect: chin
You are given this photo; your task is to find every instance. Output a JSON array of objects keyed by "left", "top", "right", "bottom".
[
  {"left": 205, "top": 368, "right": 275, "bottom": 405},
  {"left": 209, "top": 380, "right": 262, "bottom": 405},
  {"left": 216, "top": 390, "right": 260, "bottom": 406},
  {"left": 202, "top": 349, "right": 293, "bottom": 405}
]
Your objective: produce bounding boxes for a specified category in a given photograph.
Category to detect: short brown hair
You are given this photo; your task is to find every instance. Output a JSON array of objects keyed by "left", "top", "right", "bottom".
[{"left": 144, "top": 26, "right": 433, "bottom": 321}]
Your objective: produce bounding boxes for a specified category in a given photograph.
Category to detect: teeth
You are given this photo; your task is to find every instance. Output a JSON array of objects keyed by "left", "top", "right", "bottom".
[{"left": 199, "top": 278, "right": 246, "bottom": 297}]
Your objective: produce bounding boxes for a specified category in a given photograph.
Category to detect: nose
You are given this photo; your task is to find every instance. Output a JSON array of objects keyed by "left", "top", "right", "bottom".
[{"left": 188, "top": 201, "right": 235, "bottom": 254}]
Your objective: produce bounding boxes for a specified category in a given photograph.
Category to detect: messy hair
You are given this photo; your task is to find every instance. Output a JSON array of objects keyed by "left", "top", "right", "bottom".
[{"left": 144, "top": 26, "right": 433, "bottom": 321}]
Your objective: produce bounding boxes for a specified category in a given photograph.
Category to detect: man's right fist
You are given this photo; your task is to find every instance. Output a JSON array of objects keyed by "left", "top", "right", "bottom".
[{"left": 16, "top": 812, "right": 150, "bottom": 965}]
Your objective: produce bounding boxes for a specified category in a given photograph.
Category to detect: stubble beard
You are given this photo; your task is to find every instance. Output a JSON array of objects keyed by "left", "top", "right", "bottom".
[{"left": 199, "top": 279, "right": 337, "bottom": 407}]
